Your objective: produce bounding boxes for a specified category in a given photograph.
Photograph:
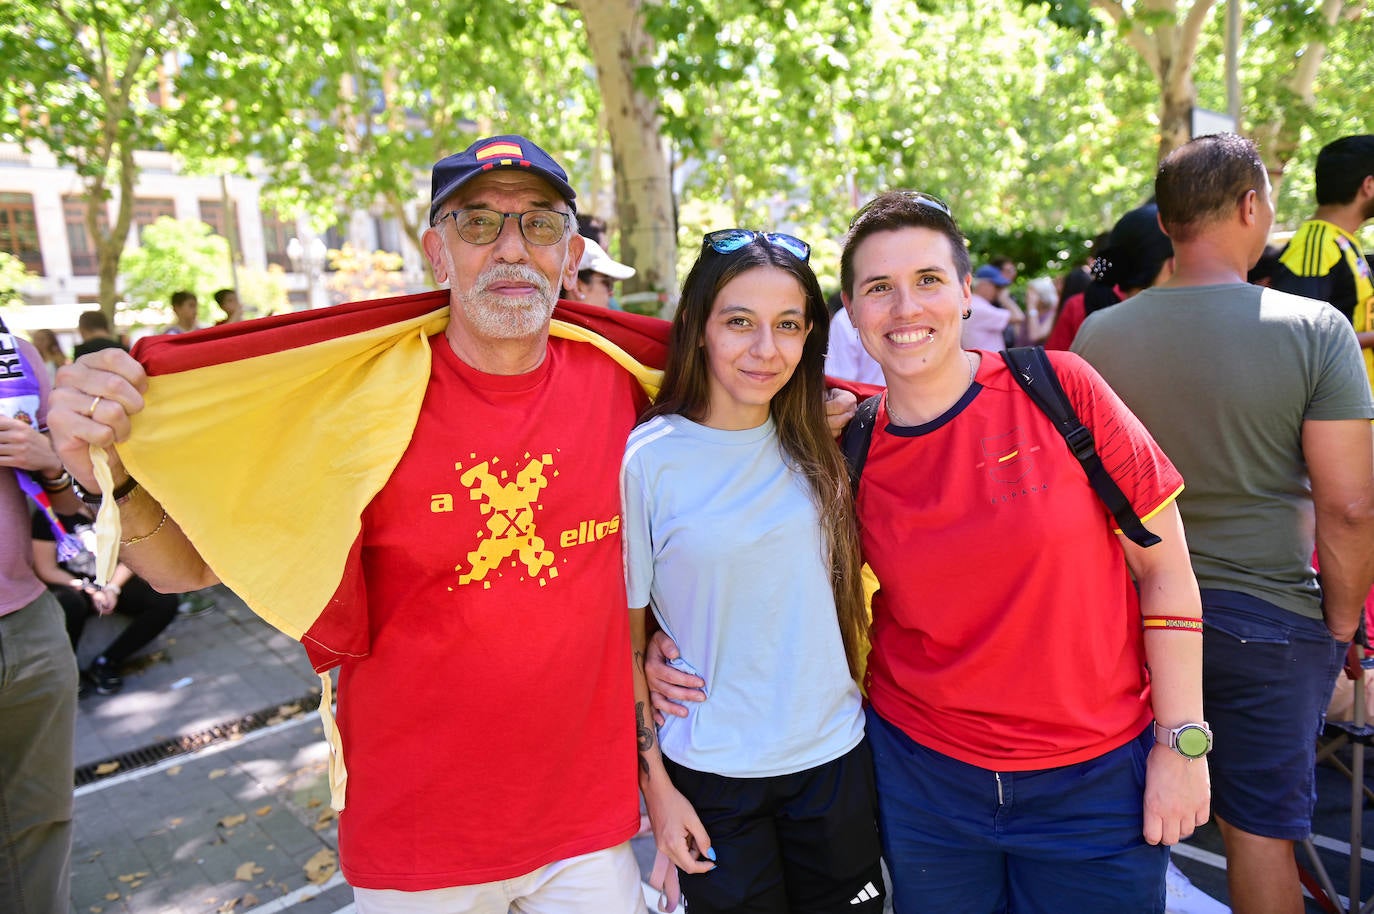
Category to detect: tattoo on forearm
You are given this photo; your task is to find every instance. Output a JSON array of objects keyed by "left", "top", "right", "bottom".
[{"left": 635, "top": 701, "right": 654, "bottom": 779}]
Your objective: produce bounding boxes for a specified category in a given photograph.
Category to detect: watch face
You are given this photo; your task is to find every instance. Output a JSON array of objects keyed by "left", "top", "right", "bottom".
[{"left": 1176, "top": 725, "right": 1210, "bottom": 758}]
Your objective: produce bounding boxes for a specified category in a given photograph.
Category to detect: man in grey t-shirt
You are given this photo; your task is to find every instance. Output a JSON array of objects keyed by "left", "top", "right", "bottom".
[{"left": 1074, "top": 134, "right": 1374, "bottom": 914}]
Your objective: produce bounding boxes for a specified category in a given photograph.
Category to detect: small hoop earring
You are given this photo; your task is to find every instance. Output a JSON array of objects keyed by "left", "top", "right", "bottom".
[{"left": 962, "top": 309, "right": 972, "bottom": 320}]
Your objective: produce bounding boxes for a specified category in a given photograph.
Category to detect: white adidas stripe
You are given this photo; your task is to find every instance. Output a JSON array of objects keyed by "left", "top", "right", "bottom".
[{"left": 849, "top": 880, "right": 880, "bottom": 903}]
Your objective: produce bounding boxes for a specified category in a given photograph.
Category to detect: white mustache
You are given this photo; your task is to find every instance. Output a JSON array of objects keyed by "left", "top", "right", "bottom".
[{"left": 475, "top": 264, "right": 552, "bottom": 298}]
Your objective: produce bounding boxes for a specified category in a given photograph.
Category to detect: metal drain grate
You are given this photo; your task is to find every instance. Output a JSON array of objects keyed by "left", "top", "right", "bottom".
[{"left": 74, "top": 689, "right": 323, "bottom": 787}]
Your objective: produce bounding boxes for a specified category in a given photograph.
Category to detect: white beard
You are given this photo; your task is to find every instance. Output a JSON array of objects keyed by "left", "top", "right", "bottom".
[{"left": 456, "top": 263, "right": 556, "bottom": 339}]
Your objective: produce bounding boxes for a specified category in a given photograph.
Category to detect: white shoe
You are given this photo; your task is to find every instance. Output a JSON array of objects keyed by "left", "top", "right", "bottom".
[{"left": 1166, "top": 860, "right": 1230, "bottom": 914}]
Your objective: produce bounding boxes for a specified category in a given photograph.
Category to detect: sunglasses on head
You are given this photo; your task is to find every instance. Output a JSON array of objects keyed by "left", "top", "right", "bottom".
[
  {"left": 850, "top": 190, "right": 952, "bottom": 228},
  {"left": 703, "top": 229, "right": 811, "bottom": 263}
]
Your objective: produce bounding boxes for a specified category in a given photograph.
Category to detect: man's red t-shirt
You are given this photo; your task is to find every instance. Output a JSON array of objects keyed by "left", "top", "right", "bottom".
[
  {"left": 858, "top": 351, "right": 1183, "bottom": 770},
  {"left": 336, "top": 335, "right": 646, "bottom": 889}
]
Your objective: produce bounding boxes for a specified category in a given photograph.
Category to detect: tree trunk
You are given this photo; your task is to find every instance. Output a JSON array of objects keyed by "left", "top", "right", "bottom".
[
  {"left": 575, "top": 0, "right": 677, "bottom": 316},
  {"left": 1157, "top": 75, "right": 1195, "bottom": 161},
  {"left": 93, "top": 143, "right": 138, "bottom": 322},
  {"left": 385, "top": 191, "right": 434, "bottom": 287},
  {"left": 1093, "top": 0, "right": 1217, "bottom": 162},
  {"left": 1251, "top": 0, "right": 1350, "bottom": 198}
]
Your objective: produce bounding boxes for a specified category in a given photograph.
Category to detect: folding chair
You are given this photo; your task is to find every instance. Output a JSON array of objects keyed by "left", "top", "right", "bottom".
[{"left": 1300, "top": 640, "right": 1374, "bottom": 914}]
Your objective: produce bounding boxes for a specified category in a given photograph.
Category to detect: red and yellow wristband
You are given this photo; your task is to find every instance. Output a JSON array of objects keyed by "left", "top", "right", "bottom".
[{"left": 1142, "top": 615, "right": 1203, "bottom": 633}]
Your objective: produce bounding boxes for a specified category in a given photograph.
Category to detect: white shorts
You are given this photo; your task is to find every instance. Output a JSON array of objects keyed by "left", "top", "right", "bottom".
[{"left": 352, "top": 842, "right": 647, "bottom": 914}]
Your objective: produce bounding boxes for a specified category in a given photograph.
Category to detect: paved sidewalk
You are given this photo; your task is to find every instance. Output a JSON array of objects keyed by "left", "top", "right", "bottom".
[
  {"left": 69, "top": 587, "right": 666, "bottom": 914},
  {"left": 70, "top": 585, "right": 1368, "bottom": 914},
  {"left": 73, "top": 585, "right": 321, "bottom": 771}
]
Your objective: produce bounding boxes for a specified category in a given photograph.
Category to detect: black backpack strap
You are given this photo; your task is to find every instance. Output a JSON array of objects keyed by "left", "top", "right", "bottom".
[
  {"left": 1000, "top": 347, "right": 1162, "bottom": 548},
  {"left": 840, "top": 394, "right": 883, "bottom": 495}
]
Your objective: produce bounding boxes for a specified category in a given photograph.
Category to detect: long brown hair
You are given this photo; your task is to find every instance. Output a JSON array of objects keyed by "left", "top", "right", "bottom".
[{"left": 644, "top": 236, "right": 868, "bottom": 678}]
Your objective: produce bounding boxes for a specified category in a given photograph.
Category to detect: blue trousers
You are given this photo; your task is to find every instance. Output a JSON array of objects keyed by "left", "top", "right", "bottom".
[{"left": 867, "top": 708, "right": 1166, "bottom": 914}]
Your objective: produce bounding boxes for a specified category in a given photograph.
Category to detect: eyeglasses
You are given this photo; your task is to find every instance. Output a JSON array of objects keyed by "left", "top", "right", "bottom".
[
  {"left": 437, "top": 208, "right": 571, "bottom": 246},
  {"left": 703, "top": 229, "right": 811, "bottom": 262},
  {"left": 849, "top": 190, "right": 952, "bottom": 227}
]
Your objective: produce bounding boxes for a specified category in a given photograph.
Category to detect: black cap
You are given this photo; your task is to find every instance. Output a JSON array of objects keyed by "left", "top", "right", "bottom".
[
  {"left": 428, "top": 135, "right": 577, "bottom": 225},
  {"left": 1093, "top": 203, "right": 1173, "bottom": 290}
]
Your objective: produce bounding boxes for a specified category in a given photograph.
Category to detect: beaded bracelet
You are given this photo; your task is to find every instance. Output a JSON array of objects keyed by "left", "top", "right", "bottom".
[{"left": 37, "top": 469, "right": 74, "bottom": 493}]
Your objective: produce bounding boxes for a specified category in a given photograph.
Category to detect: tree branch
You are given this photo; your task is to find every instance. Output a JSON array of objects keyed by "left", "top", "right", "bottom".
[{"left": 1178, "top": 0, "right": 1219, "bottom": 70}]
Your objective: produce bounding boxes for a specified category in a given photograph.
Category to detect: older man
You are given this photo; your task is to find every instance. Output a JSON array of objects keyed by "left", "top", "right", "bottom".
[
  {"left": 961, "top": 264, "right": 1014, "bottom": 351},
  {"left": 1074, "top": 134, "right": 1374, "bottom": 914},
  {"left": 48, "top": 135, "right": 650, "bottom": 913}
]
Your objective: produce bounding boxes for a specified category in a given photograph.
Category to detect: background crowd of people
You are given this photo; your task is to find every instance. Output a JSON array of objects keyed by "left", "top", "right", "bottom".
[{"left": 2, "top": 130, "right": 1373, "bottom": 914}]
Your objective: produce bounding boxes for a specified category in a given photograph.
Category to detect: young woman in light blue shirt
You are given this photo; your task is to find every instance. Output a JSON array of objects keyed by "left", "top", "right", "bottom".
[{"left": 622, "top": 230, "right": 883, "bottom": 914}]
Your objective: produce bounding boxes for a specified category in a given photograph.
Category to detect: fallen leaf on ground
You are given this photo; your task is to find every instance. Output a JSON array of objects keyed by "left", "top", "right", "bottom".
[
  {"left": 217, "top": 900, "right": 239, "bottom": 913},
  {"left": 313, "top": 808, "right": 337, "bottom": 831},
  {"left": 117, "top": 874, "right": 137, "bottom": 883},
  {"left": 166, "top": 766, "right": 182, "bottom": 777},
  {"left": 241, "top": 893, "right": 259, "bottom": 908},
  {"left": 129, "top": 880, "right": 143, "bottom": 889},
  {"left": 218, "top": 813, "right": 247, "bottom": 829},
  {"left": 305, "top": 798, "right": 322, "bottom": 809},
  {"left": 234, "top": 862, "right": 264, "bottom": 881},
  {"left": 89, "top": 907, "right": 102, "bottom": 913},
  {"left": 94, "top": 761, "right": 119, "bottom": 775},
  {"left": 278, "top": 703, "right": 301, "bottom": 716},
  {"left": 303, "top": 848, "right": 337, "bottom": 884},
  {"left": 255, "top": 805, "right": 272, "bottom": 817},
  {"left": 169, "top": 817, "right": 183, "bottom": 827},
  {"left": 208, "top": 769, "right": 227, "bottom": 780},
  {"left": 104, "top": 892, "right": 120, "bottom": 901}
]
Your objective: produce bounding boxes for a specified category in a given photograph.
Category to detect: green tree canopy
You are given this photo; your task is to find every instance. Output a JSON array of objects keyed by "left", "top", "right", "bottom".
[{"left": 118, "top": 217, "right": 232, "bottom": 319}]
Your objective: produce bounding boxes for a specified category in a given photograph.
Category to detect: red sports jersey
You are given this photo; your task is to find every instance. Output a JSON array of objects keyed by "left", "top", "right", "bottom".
[
  {"left": 859, "top": 350, "right": 1183, "bottom": 771},
  {"left": 336, "top": 335, "right": 647, "bottom": 889}
]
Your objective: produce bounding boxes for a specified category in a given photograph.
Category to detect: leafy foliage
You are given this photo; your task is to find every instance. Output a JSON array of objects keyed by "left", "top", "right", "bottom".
[
  {"left": 118, "top": 217, "right": 232, "bottom": 315},
  {"left": 325, "top": 244, "right": 406, "bottom": 304},
  {"left": 0, "top": 252, "right": 36, "bottom": 308},
  {"left": 4, "top": 0, "right": 1370, "bottom": 316},
  {"left": 174, "top": 0, "right": 599, "bottom": 234}
]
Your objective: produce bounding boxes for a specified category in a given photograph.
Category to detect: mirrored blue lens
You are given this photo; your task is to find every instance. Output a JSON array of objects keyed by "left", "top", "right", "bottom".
[
  {"left": 705, "top": 229, "right": 756, "bottom": 255},
  {"left": 763, "top": 233, "right": 811, "bottom": 262},
  {"left": 704, "top": 229, "right": 810, "bottom": 262}
]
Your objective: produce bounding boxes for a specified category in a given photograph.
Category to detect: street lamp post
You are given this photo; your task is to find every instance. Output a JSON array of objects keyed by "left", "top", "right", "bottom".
[{"left": 286, "top": 236, "right": 329, "bottom": 310}]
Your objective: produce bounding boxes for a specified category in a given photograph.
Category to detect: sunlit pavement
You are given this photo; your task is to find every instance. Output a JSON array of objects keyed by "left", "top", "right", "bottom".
[{"left": 68, "top": 589, "right": 1367, "bottom": 913}]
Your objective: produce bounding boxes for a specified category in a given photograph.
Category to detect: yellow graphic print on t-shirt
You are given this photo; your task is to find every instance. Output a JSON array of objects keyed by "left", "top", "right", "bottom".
[{"left": 456, "top": 454, "right": 556, "bottom": 587}]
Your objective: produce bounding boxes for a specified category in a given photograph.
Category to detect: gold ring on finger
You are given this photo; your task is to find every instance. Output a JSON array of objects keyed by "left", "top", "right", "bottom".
[{"left": 86, "top": 396, "right": 102, "bottom": 417}]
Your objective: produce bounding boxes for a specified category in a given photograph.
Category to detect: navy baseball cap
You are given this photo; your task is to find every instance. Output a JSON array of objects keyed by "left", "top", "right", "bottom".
[
  {"left": 428, "top": 134, "right": 577, "bottom": 225},
  {"left": 973, "top": 264, "right": 1011, "bottom": 287}
]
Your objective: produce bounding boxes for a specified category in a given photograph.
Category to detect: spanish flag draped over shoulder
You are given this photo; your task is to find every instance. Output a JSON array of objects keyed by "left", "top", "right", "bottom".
[
  {"left": 104, "top": 291, "right": 870, "bottom": 808},
  {"left": 114, "top": 291, "right": 669, "bottom": 670}
]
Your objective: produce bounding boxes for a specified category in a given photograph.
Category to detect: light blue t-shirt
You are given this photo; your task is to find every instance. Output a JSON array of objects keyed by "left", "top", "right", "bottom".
[{"left": 620, "top": 413, "right": 864, "bottom": 778}]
